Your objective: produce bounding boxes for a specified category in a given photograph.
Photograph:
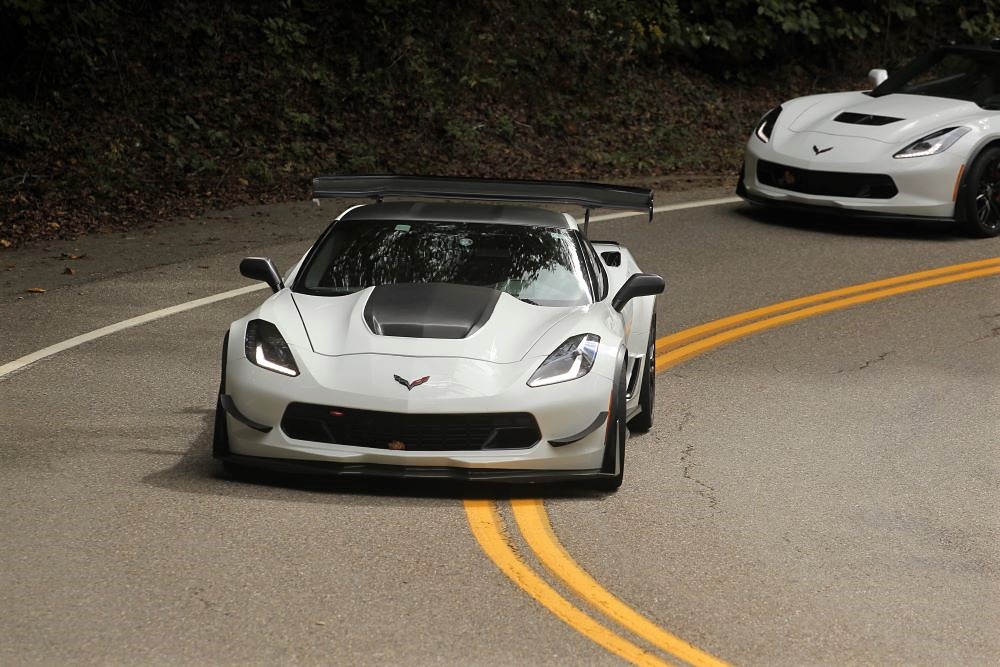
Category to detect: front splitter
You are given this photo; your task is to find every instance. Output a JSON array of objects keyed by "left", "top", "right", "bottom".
[{"left": 219, "top": 454, "right": 608, "bottom": 484}]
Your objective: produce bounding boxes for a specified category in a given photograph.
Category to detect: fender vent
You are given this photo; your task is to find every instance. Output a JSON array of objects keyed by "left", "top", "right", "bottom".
[{"left": 834, "top": 112, "right": 904, "bottom": 126}]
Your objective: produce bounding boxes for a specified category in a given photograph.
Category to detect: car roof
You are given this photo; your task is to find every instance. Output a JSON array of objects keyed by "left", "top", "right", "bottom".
[{"left": 338, "top": 201, "right": 575, "bottom": 229}]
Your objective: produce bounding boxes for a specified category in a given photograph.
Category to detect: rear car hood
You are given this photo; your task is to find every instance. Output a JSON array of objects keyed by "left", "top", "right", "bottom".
[
  {"left": 292, "top": 289, "right": 580, "bottom": 363},
  {"left": 787, "top": 92, "right": 982, "bottom": 143}
]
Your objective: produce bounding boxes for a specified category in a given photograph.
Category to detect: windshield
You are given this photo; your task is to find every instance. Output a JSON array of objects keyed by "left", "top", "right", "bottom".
[
  {"left": 296, "top": 218, "right": 594, "bottom": 306},
  {"left": 873, "top": 49, "right": 1000, "bottom": 109}
]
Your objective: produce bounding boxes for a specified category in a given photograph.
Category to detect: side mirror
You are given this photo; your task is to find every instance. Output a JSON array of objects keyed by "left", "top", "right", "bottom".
[
  {"left": 612, "top": 273, "right": 664, "bottom": 312},
  {"left": 240, "top": 257, "right": 284, "bottom": 293},
  {"left": 868, "top": 68, "right": 888, "bottom": 88}
]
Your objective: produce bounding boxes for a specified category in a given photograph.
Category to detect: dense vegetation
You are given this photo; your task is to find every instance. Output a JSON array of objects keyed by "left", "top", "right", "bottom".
[{"left": 1, "top": 1, "right": 995, "bottom": 247}]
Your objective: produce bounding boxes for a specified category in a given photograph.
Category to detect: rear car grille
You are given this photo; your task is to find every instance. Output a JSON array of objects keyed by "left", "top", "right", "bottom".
[
  {"left": 756, "top": 160, "right": 898, "bottom": 199},
  {"left": 281, "top": 403, "right": 541, "bottom": 451}
]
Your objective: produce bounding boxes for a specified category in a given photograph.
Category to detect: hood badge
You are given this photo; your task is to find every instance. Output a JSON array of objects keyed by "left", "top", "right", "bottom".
[
  {"left": 813, "top": 145, "right": 834, "bottom": 155},
  {"left": 394, "top": 374, "right": 430, "bottom": 391}
]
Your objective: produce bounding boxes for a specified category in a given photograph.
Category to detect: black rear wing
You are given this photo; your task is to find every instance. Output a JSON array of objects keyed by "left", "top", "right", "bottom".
[{"left": 312, "top": 175, "right": 654, "bottom": 225}]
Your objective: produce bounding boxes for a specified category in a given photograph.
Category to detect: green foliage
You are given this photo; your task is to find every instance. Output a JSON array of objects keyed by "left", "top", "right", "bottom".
[{"left": 2, "top": 0, "right": 999, "bottom": 247}]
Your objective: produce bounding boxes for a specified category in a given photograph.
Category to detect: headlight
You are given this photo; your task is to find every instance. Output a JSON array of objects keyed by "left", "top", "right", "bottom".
[
  {"left": 755, "top": 106, "right": 782, "bottom": 143},
  {"left": 527, "top": 334, "right": 600, "bottom": 387},
  {"left": 894, "top": 126, "right": 970, "bottom": 158},
  {"left": 245, "top": 319, "right": 299, "bottom": 376}
]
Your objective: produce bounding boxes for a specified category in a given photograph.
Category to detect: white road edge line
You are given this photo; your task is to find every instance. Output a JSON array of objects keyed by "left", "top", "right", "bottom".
[
  {"left": 582, "top": 196, "right": 741, "bottom": 224},
  {"left": 0, "top": 195, "right": 742, "bottom": 380},
  {"left": 0, "top": 284, "right": 266, "bottom": 379}
]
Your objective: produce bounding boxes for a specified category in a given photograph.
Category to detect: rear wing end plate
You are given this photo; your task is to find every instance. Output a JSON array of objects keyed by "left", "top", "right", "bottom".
[{"left": 312, "top": 175, "right": 654, "bottom": 223}]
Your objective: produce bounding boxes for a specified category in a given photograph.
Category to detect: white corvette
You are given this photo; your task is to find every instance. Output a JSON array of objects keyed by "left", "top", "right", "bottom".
[
  {"left": 213, "top": 176, "right": 664, "bottom": 490},
  {"left": 738, "top": 43, "right": 1000, "bottom": 237}
]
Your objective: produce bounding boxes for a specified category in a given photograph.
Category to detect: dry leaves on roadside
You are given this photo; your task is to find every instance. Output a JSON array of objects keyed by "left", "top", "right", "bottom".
[
  {"left": 25, "top": 287, "right": 46, "bottom": 293},
  {"left": 63, "top": 267, "right": 76, "bottom": 275}
]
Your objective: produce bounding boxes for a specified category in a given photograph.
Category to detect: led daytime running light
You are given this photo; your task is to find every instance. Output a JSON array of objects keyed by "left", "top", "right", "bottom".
[
  {"left": 245, "top": 319, "right": 299, "bottom": 377},
  {"left": 527, "top": 334, "right": 600, "bottom": 387},
  {"left": 894, "top": 126, "right": 970, "bottom": 159}
]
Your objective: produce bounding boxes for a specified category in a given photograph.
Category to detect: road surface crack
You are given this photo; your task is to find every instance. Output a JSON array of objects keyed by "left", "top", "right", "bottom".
[
  {"left": 970, "top": 313, "right": 1000, "bottom": 343},
  {"left": 858, "top": 351, "right": 892, "bottom": 370},
  {"left": 680, "top": 442, "right": 719, "bottom": 509}
]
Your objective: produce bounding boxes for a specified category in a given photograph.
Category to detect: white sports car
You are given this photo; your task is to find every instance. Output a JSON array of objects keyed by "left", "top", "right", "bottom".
[
  {"left": 738, "top": 42, "right": 1000, "bottom": 237},
  {"left": 213, "top": 176, "right": 664, "bottom": 490}
]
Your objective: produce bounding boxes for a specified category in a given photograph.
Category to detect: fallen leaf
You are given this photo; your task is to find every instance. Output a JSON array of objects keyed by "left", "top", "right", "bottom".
[
  {"left": 63, "top": 267, "right": 76, "bottom": 275},
  {"left": 25, "top": 287, "right": 46, "bottom": 293},
  {"left": 0, "top": 239, "right": 11, "bottom": 248},
  {"left": 60, "top": 252, "right": 87, "bottom": 260},
  {"left": 49, "top": 222, "right": 61, "bottom": 230}
]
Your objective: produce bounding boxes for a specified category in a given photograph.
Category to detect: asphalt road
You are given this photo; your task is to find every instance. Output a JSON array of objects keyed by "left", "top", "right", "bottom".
[{"left": 1, "top": 187, "right": 998, "bottom": 665}]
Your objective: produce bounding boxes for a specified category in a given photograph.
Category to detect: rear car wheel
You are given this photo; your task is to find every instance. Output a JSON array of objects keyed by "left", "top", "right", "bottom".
[
  {"left": 959, "top": 147, "right": 1000, "bottom": 238},
  {"left": 627, "top": 316, "right": 656, "bottom": 433}
]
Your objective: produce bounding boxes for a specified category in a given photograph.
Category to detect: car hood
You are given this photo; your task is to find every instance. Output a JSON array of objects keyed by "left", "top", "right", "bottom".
[
  {"left": 292, "top": 288, "right": 585, "bottom": 363},
  {"left": 785, "top": 91, "right": 984, "bottom": 144}
]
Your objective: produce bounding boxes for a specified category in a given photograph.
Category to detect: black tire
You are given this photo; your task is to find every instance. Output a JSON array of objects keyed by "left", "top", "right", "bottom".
[
  {"left": 212, "top": 332, "right": 230, "bottom": 459},
  {"left": 958, "top": 147, "right": 1000, "bottom": 238},
  {"left": 591, "top": 350, "right": 628, "bottom": 492},
  {"left": 627, "top": 316, "right": 656, "bottom": 433}
]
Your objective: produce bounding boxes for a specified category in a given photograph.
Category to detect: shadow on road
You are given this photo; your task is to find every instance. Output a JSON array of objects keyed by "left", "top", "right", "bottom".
[
  {"left": 735, "top": 204, "right": 965, "bottom": 242},
  {"left": 142, "top": 409, "right": 598, "bottom": 504}
]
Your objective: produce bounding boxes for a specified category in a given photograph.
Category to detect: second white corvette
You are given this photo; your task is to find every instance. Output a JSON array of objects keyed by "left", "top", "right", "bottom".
[
  {"left": 213, "top": 176, "right": 664, "bottom": 490},
  {"left": 739, "top": 42, "right": 1000, "bottom": 237}
]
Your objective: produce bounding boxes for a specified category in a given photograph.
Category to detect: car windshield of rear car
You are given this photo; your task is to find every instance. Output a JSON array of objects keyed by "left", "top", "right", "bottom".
[
  {"left": 875, "top": 49, "right": 1000, "bottom": 109},
  {"left": 295, "top": 218, "right": 595, "bottom": 306}
]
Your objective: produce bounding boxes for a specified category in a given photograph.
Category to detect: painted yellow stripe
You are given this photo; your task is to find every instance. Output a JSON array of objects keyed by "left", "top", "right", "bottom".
[
  {"left": 467, "top": 257, "right": 1000, "bottom": 667},
  {"left": 463, "top": 499, "right": 673, "bottom": 667},
  {"left": 656, "top": 263, "right": 1000, "bottom": 372},
  {"left": 656, "top": 256, "right": 1000, "bottom": 354},
  {"left": 511, "top": 498, "right": 730, "bottom": 667}
]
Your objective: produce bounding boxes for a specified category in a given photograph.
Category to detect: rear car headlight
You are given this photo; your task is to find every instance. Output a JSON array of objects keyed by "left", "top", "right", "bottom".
[
  {"left": 755, "top": 106, "right": 782, "bottom": 143},
  {"left": 893, "top": 126, "right": 970, "bottom": 158},
  {"left": 245, "top": 319, "right": 299, "bottom": 376},
  {"left": 527, "top": 334, "right": 600, "bottom": 387}
]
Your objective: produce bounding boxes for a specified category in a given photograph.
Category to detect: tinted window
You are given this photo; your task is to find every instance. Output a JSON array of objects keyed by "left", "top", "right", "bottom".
[
  {"left": 296, "top": 219, "right": 593, "bottom": 306},
  {"left": 874, "top": 49, "right": 1000, "bottom": 109}
]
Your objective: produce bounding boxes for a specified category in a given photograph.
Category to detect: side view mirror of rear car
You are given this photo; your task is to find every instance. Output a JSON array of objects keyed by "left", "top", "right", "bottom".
[
  {"left": 868, "top": 68, "right": 888, "bottom": 88},
  {"left": 240, "top": 257, "right": 284, "bottom": 293},
  {"left": 612, "top": 273, "right": 665, "bottom": 312}
]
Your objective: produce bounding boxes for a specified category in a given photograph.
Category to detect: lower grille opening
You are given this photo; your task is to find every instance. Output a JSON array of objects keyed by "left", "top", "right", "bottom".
[
  {"left": 281, "top": 403, "right": 541, "bottom": 451},
  {"left": 757, "top": 159, "right": 898, "bottom": 199}
]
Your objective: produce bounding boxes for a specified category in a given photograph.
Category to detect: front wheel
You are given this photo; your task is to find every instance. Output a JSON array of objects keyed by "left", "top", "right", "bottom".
[
  {"left": 591, "top": 352, "right": 628, "bottom": 492},
  {"left": 627, "top": 316, "right": 656, "bottom": 433},
  {"left": 958, "top": 147, "right": 1000, "bottom": 238},
  {"left": 212, "top": 332, "right": 230, "bottom": 459}
]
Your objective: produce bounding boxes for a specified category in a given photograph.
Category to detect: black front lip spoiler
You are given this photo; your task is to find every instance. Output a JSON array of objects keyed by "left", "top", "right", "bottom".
[
  {"left": 219, "top": 454, "right": 609, "bottom": 484},
  {"left": 736, "top": 179, "right": 956, "bottom": 224}
]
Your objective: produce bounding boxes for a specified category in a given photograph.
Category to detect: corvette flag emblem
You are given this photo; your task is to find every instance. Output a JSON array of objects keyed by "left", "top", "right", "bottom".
[{"left": 394, "top": 374, "right": 430, "bottom": 391}]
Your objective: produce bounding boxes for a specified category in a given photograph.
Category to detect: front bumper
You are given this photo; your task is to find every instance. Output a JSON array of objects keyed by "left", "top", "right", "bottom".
[
  {"left": 736, "top": 177, "right": 955, "bottom": 224},
  {"left": 740, "top": 132, "right": 963, "bottom": 221},
  {"left": 221, "top": 346, "right": 617, "bottom": 473}
]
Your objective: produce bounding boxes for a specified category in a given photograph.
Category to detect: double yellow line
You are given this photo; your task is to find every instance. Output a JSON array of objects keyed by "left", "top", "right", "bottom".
[{"left": 464, "top": 256, "right": 1000, "bottom": 666}]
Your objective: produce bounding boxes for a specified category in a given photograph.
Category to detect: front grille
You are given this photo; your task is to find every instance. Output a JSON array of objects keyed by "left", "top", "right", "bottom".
[
  {"left": 756, "top": 160, "right": 898, "bottom": 199},
  {"left": 281, "top": 403, "right": 541, "bottom": 451}
]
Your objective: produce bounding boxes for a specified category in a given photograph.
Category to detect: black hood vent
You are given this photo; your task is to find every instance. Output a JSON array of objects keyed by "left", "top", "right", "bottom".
[
  {"left": 834, "top": 112, "right": 904, "bottom": 126},
  {"left": 364, "top": 283, "right": 501, "bottom": 339}
]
